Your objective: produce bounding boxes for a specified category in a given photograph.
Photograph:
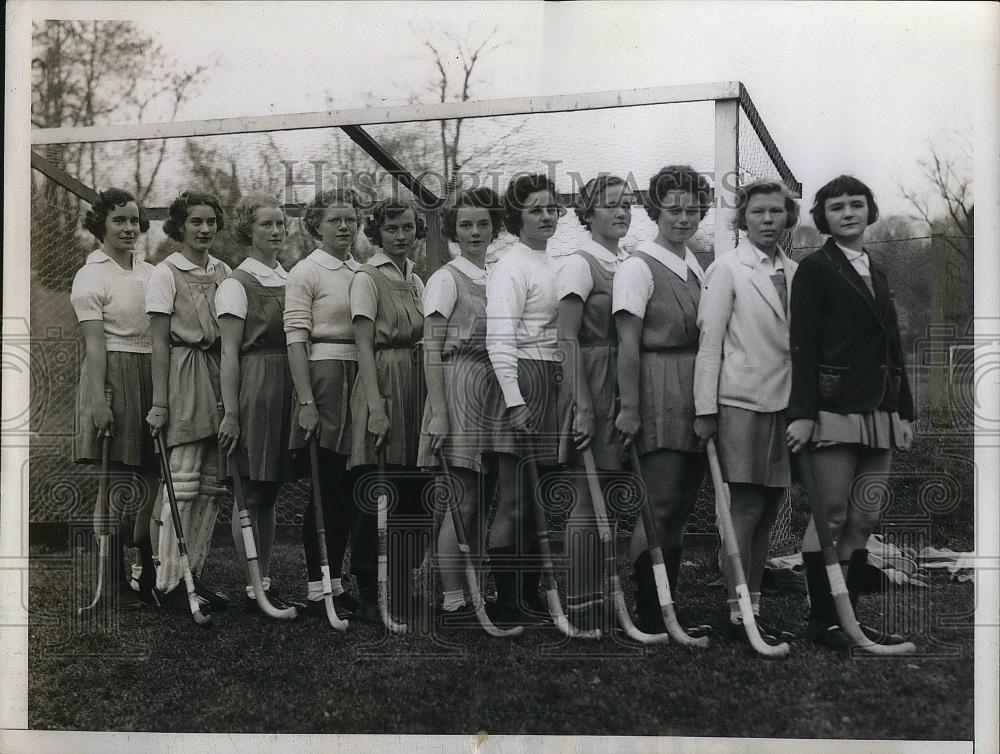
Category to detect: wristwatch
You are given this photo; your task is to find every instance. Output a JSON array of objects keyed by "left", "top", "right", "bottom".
[{"left": 298, "top": 399, "right": 314, "bottom": 407}]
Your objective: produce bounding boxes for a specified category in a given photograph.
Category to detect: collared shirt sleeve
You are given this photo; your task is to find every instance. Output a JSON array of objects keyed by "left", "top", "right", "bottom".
[
  {"left": 485, "top": 256, "right": 527, "bottom": 408},
  {"left": 145, "top": 262, "right": 177, "bottom": 315},
  {"left": 557, "top": 254, "right": 594, "bottom": 301},
  {"left": 423, "top": 268, "right": 458, "bottom": 318},
  {"left": 283, "top": 261, "right": 315, "bottom": 344},
  {"left": 349, "top": 269, "right": 379, "bottom": 321},
  {"left": 612, "top": 256, "right": 653, "bottom": 318},
  {"left": 69, "top": 264, "right": 106, "bottom": 322},
  {"left": 215, "top": 277, "right": 248, "bottom": 319}
]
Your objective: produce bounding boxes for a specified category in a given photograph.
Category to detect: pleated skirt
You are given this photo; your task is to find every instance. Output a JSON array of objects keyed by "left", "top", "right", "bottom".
[
  {"left": 558, "top": 344, "right": 623, "bottom": 470},
  {"left": 289, "top": 358, "right": 357, "bottom": 457},
  {"left": 224, "top": 351, "right": 294, "bottom": 483},
  {"left": 74, "top": 351, "right": 156, "bottom": 471},
  {"left": 417, "top": 349, "right": 495, "bottom": 471},
  {"left": 481, "top": 358, "right": 561, "bottom": 465},
  {"left": 811, "top": 409, "right": 906, "bottom": 450},
  {"left": 717, "top": 404, "right": 790, "bottom": 488},
  {"left": 636, "top": 349, "right": 700, "bottom": 455},
  {"left": 349, "top": 346, "right": 425, "bottom": 468}
]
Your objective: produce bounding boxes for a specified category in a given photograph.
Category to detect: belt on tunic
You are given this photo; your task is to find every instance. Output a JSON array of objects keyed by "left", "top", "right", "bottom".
[
  {"left": 170, "top": 340, "right": 221, "bottom": 355},
  {"left": 311, "top": 338, "right": 355, "bottom": 345},
  {"left": 241, "top": 345, "right": 287, "bottom": 355},
  {"left": 639, "top": 345, "right": 697, "bottom": 354}
]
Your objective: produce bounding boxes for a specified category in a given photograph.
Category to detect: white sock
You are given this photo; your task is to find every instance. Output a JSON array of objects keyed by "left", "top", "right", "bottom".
[
  {"left": 262, "top": 576, "right": 272, "bottom": 592},
  {"left": 751, "top": 592, "right": 761, "bottom": 616},
  {"left": 727, "top": 598, "right": 742, "bottom": 624},
  {"left": 331, "top": 577, "right": 345, "bottom": 597},
  {"left": 245, "top": 584, "right": 256, "bottom": 599},
  {"left": 307, "top": 580, "right": 324, "bottom": 602},
  {"left": 442, "top": 589, "right": 465, "bottom": 611}
]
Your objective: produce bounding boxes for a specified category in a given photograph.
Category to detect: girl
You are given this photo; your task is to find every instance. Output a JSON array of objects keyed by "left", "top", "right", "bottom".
[
  {"left": 146, "top": 190, "right": 232, "bottom": 611},
  {"left": 694, "top": 179, "right": 799, "bottom": 644},
  {"left": 418, "top": 187, "right": 504, "bottom": 626},
  {"left": 612, "top": 165, "right": 712, "bottom": 636},
  {"left": 484, "top": 173, "right": 565, "bottom": 624},
  {"left": 217, "top": 191, "right": 297, "bottom": 612},
  {"left": 285, "top": 188, "right": 364, "bottom": 619},
  {"left": 556, "top": 175, "right": 631, "bottom": 632},
  {"left": 349, "top": 198, "right": 428, "bottom": 625},
  {"left": 71, "top": 188, "right": 158, "bottom": 606},
  {"left": 786, "top": 175, "right": 914, "bottom": 649}
]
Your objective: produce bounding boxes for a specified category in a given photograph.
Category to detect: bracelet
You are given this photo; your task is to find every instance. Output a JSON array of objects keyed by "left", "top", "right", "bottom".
[{"left": 298, "top": 399, "right": 314, "bottom": 407}]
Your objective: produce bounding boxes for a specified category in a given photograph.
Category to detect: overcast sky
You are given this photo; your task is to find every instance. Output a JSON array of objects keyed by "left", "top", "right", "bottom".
[{"left": 32, "top": 1, "right": 999, "bottom": 220}]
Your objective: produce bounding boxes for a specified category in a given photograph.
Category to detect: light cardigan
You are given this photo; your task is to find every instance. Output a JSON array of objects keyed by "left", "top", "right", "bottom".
[{"left": 693, "top": 238, "right": 798, "bottom": 415}]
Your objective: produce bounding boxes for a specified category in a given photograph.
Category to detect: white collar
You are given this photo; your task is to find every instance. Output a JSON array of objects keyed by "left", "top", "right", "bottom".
[
  {"left": 581, "top": 238, "right": 627, "bottom": 270},
  {"left": 448, "top": 255, "right": 489, "bottom": 284},
  {"left": 166, "top": 251, "right": 224, "bottom": 272},
  {"left": 749, "top": 242, "right": 784, "bottom": 271},
  {"left": 308, "top": 248, "right": 360, "bottom": 272},
  {"left": 512, "top": 240, "right": 549, "bottom": 257},
  {"left": 238, "top": 256, "right": 288, "bottom": 281},
  {"left": 835, "top": 242, "right": 870, "bottom": 271},
  {"left": 367, "top": 249, "right": 415, "bottom": 278},
  {"left": 639, "top": 239, "right": 705, "bottom": 282},
  {"left": 85, "top": 249, "right": 150, "bottom": 269}
]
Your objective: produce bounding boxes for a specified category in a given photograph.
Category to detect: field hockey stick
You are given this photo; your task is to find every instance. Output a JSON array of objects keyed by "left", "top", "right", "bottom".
[
  {"left": 229, "top": 454, "right": 297, "bottom": 621},
  {"left": 79, "top": 433, "right": 112, "bottom": 617},
  {"left": 706, "top": 440, "right": 789, "bottom": 659},
  {"left": 523, "top": 454, "right": 601, "bottom": 639},
  {"left": 797, "top": 451, "right": 916, "bottom": 655},
  {"left": 581, "top": 447, "right": 669, "bottom": 644},
  {"left": 437, "top": 450, "right": 523, "bottom": 638},
  {"left": 376, "top": 447, "right": 409, "bottom": 634},
  {"left": 155, "top": 433, "right": 211, "bottom": 627},
  {"left": 307, "top": 438, "right": 349, "bottom": 631},
  {"left": 627, "top": 446, "right": 710, "bottom": 648}
]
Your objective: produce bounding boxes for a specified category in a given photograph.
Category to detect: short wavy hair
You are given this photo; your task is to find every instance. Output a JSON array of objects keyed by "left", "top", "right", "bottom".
[
  {"left": 362, "top": 199, "right": 427, "bottom": 248},
  {"left": 732, "top": 179, "right": 800, "bottom": 232},
  {"left": 503, "top": 173, "right": 564, "bottom": 235},
  {"left": 575, "top": 175, "right": 629, "bottom": 230},
  {"left": 441, "top": 186, "right": 504, "bottom": 242},
  {"left": 645, "top": 165, "right": 713, "bottom": 222},
  {"left": 162, "top": 190, "right": 225, "bottom": 243},
  {"left": 83, "top": 188, "right": 150, "bottom": 242},
  {"left": 811, "top": 175, "right": 880, "bottom": 234},
  {"left": 233, "top": 191, "right": 283, "bottom": 246},
  {"left": 304, "top": 187, "right": 363, "bottom": 240}
]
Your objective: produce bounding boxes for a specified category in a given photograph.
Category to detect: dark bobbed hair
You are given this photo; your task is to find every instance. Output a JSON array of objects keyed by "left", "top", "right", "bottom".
[
  {"left": 233, "top": 191, "right": 283, "bottom": 246},
  {"left": 442, "top": 186, "right": 504, "bottom": 242},
  {"left": 162, "top": 190, "right": 225, "bottom": 243},
  {"left": 304, "top": 187, "right": 363, "bottom": 240},
  {"left": 83, "top": 188, "right": 150, "bottom": 242},
  {"left": 645, "top": 165, "right": 713, "bottom": 222},
  {"left": 732, "top": 179, "right": 800, "bottom": 232},
  {"left": 575, "top": 175, "right": 628, "bottom": 230},
  {"left": 810, "top": 175, "right": 880, "bottom": 234},
  {"left": 503, "top": 173, "right": 565, "bottom": 235},
  {"left": 362, "top": 199, "right": 427, "bottom": 248}
]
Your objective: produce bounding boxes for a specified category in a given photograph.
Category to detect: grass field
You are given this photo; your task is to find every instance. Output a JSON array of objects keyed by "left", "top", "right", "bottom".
[{"left": 28, "top": 539, "right": 974, "bottom": 739}]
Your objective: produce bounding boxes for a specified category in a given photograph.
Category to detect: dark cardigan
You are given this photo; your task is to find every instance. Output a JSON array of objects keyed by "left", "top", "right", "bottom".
[{"left": 787, "top": 238, "right": 914, "bottom": 422}]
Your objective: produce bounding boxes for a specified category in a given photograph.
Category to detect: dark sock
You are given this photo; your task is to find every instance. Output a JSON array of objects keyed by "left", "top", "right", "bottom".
[
  {"left": 846, "top": 548, "right": 871, "bottom": 609},
  {"left": 664, "top": 546, "right": 682, "bottom": 597},
  {"left": 136, "top": 538, "right": 156, "bottom": 594},
  {"left": 632, "top": 551, "right": 658, "bottom": 618},
  {"left": 802, "top": 550, "right": 836, "bottom": 625},
  {"left": 488, "top": 546, "right": 517, "bottom": 607}
]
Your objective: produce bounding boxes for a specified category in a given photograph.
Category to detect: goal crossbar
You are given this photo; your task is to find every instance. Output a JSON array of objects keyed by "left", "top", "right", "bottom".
[{"left": 31, "top": 81, "right": 742, "bottom": 146}]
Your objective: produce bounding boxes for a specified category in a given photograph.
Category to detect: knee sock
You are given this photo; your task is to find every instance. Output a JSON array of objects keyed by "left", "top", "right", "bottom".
[
  {"left": 488, "top": 545, "right": 517, "bottom": 607},
  {"left": 802, "top": 550, "right": 835, "bottom": 625},
  {"left": 632, "top": 551, "right": 658, "bottom": 617},
  {"left": 846, "top": 548, "right": 870, "bottom": 610}
]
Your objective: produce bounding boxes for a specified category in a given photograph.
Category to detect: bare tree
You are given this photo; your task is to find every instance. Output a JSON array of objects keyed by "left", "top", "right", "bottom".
[{"left": 898, "top": 131, "right": 974, "bottom": 261}]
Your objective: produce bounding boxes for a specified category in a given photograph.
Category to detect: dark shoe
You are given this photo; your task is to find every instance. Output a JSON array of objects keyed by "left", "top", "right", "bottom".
[
  {"left": 437, "top": 604, "right": 480, "bottom": 631},
  {"left": 263, "top": 585, "right": 306, "bottom": 611},
  {"left": 302, "top": 598, "right": 329, "bottom": 619},
  {"left": 484, "top": 601, "right": 523, "bottom": 627},
  {"left": 156, "top": 584, "right": 206, "bottom": 615},
  {"left": 353, "top": 600, "right": 383, "bottom": 626},
  {"left": 727, "top": 620, "right": 777, "bottom": 644},
  {"left": 857, "top": 621, "right": 908, "bottom": 645},
  {"left": 333, "top": 591, "right": 360, "bottom": 616},
  {"left": 805, "top": 619, "right": 853, "bottom": 650},
  {"left": 754, "top": 618, "right": 796, "bottom": 643},
  {"left": 192, "top": 576, "right": 231, "bottom": 610}
]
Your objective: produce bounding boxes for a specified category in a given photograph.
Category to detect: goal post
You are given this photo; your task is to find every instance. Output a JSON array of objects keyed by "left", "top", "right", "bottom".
[{"left": 29, "top": 80, "right": 801, "bottom": 550}]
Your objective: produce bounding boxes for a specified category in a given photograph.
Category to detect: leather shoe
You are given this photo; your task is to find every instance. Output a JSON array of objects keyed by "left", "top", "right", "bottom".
[{"left": 805, "top": 619, "right": 853, "bottom": 650}]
